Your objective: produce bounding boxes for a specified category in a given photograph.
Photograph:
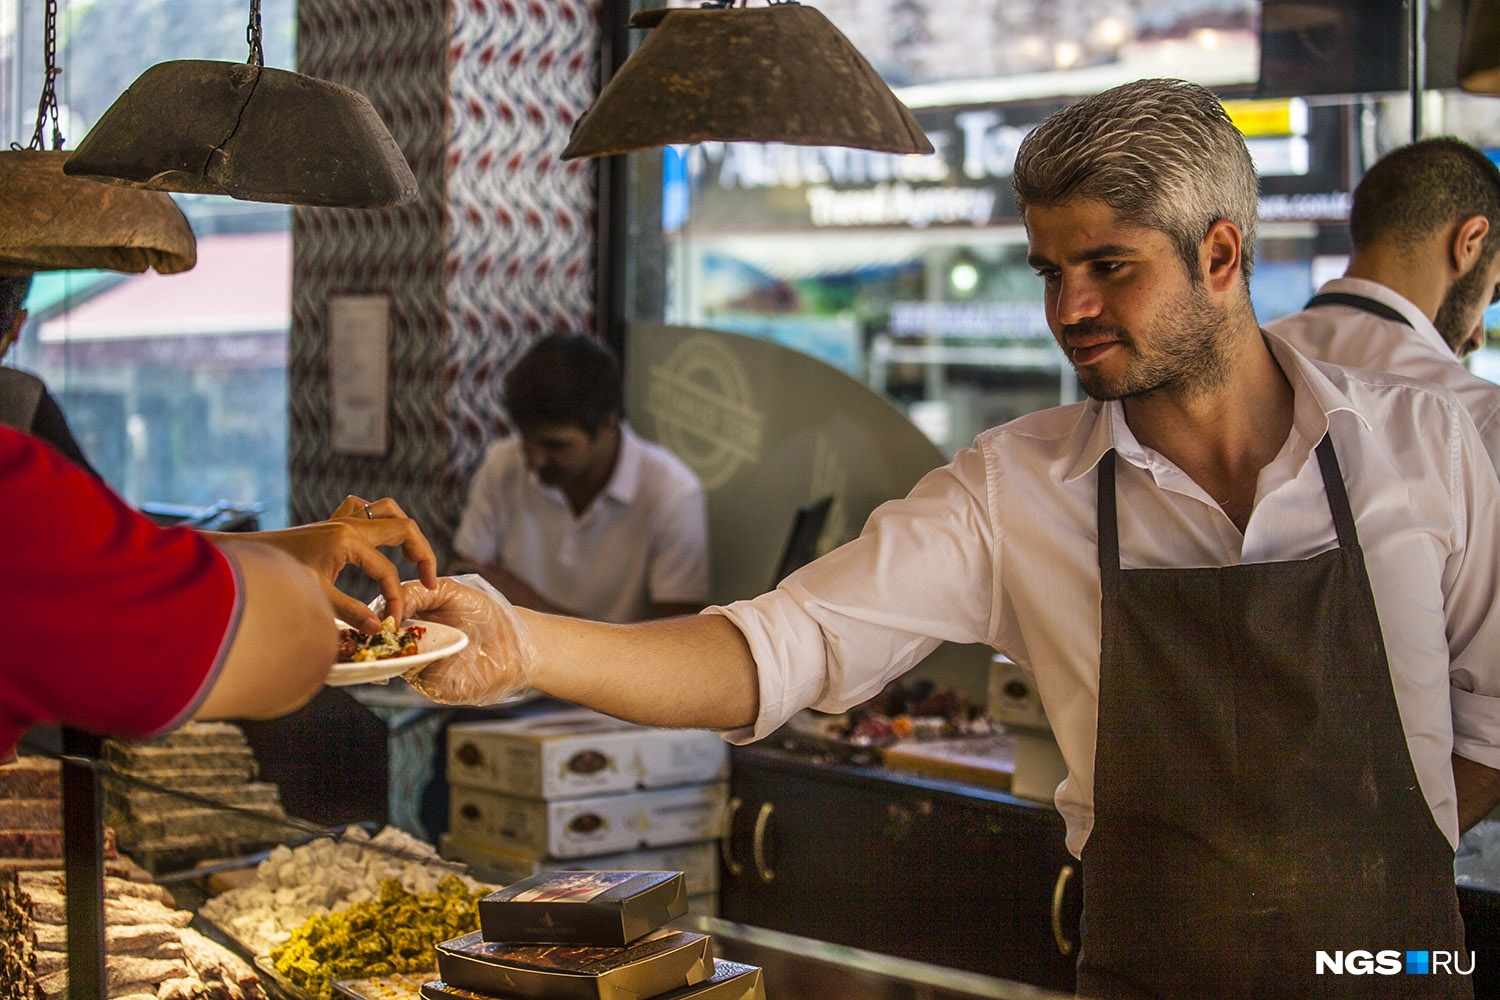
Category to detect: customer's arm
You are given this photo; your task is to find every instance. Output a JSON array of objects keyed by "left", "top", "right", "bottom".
[{"left": 193, "top": 539, "right": 337, "bottom": 722}]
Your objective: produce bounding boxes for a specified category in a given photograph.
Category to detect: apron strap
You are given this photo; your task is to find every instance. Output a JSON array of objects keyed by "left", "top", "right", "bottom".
[
  {"left": 1313, "top": 433, "right": 1360, "bottom": 549},
  {"left": 1096, "top": 449, "right": 1120, "bottom": 577},
  {"left": 1305, "top": 291, "right": 1414, "bottom": 327}
]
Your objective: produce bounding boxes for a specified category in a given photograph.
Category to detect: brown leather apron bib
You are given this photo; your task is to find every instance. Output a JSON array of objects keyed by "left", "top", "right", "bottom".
[{"left": 1078, "top": 437, "right": 1468, "bottom": 999}]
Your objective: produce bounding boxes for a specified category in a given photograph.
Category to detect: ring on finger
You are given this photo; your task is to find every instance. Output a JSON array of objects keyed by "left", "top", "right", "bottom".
[{"left": 364, "top": 504, "right": 375, "bottom": 519}]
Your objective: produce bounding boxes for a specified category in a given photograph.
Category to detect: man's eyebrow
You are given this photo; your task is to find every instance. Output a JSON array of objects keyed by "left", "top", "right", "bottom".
[{"left": 1027, "top": 242, "right": 1139, "bottom": 270}]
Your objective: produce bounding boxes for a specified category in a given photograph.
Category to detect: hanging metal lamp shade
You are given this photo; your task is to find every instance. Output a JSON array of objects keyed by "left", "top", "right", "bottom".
[
  {"left": 561, "top": 2, "right": 934, "bottom": 160},
  {"left": 0, "top": 150, "right": 196, "bottom": 274},
  {"left": 0, "top": 0, "right": 196, "bottom": 275},
  {"left": 63, "top": 59, "right": 418, "bottom": 208},
  {"left": 1459, "top": 0, "right": 1500, "bottom": 94}
]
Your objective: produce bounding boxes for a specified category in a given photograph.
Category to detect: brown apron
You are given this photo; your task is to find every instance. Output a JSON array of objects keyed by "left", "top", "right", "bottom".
[{"left": 1078, "top": 437, "right": 1469, "bottom": 999}]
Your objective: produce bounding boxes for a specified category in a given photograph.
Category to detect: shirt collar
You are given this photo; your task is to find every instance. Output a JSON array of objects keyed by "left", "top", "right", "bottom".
[
  {"left": 601, "top": 423, "right": 643, "bottom": 506},
  {"left": 1061, "top": 331, "right": 1371, "bottom": 485},
  {"left": 1316, "top": 276, "right": 1453, "bottom": 357}
]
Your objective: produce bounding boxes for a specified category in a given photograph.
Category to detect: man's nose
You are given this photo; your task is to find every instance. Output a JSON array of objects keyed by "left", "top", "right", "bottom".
[{"left": 1053, "top": 277, "right": 1102, "bottom": 327}]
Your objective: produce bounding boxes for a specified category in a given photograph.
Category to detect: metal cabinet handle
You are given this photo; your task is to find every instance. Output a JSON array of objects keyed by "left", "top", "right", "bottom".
[
  {"left": 1051, "top": 863, "right": 1076, "bottom": 956},
  {"left": 751, "top": 801, "right": 776, "bottom": 884},
  {"left": 719, "top": 796, "right": 743, "bottom": 877}
]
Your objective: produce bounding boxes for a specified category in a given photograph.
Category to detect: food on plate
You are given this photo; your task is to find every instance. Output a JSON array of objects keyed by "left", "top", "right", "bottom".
[{"left": 338, "top": 617, "right": 427, "bottom": 663}]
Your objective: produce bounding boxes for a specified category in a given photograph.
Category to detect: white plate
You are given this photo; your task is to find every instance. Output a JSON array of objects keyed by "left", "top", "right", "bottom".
[{"left": 326, "top": 619, "right": 469, "bottom": 686}]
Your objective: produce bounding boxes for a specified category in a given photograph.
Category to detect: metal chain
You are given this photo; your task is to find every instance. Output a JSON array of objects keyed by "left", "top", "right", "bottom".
[
  {"left": 25, "top": 0, "right": 64, "bottom": 151},
  {"left": 246, "top": 0, "right": 264, "bottom": 66}
]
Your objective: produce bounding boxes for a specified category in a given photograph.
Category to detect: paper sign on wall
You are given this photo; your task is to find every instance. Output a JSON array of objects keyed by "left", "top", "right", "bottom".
[{"left": 328, "top": 294, "right": 390, "bottom": 456}]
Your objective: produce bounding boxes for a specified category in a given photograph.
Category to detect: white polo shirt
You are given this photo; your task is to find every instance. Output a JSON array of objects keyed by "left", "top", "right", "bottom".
[
  {"left": 710, "top": 335, "right": 1500, "bottom": 856},
  {"left": 454, "top": 425, "right": 708, "bottom": 623}
]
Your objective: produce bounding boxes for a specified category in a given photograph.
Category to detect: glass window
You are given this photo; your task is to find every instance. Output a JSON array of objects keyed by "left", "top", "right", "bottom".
[
  {"left": 2, "top": 0, "right": 295, "bottom": 526},
  {"left": 622, "top": 0, "right": 1500, "bottom": 455}
]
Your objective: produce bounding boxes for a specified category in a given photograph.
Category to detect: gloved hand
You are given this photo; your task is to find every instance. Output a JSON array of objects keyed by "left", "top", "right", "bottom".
[{"left": 391, "top": 574, "right": 539, "bottom": 705}]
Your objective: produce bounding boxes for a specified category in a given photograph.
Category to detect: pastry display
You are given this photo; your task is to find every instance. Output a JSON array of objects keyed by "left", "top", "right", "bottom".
[{"left": 103, "top": 722, "right": 289, "bottom": 872}]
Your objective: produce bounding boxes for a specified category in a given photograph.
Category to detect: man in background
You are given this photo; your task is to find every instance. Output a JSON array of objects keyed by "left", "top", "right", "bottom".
[
  {"left": 1268, "top": 137, "right": 1500, "bottom": 467},
  {"left": 452, "top": 333, "right": 708, "bottom": 622},
  {"left": 0, "top": 271, "right": 101, "bottom": 478}
]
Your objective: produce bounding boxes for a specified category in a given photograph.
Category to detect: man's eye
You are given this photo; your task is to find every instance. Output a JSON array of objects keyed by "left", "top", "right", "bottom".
[{"left": 1094, "top": 260, "right": 1126, "bottom": 275}]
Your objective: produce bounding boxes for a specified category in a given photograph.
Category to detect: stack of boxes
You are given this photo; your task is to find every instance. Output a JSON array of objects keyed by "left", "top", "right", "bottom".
[
  {"left": 440, "top": 710, "right": 729, "bottom": 914},
  {"left": 425, "top": 869, "right": 764, "bottom": 999}
]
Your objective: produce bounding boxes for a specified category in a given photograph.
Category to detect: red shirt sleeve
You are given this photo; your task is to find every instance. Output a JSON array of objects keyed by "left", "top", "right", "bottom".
[{"left": 1, "top": 428, "right": 241, "bottom": 754}]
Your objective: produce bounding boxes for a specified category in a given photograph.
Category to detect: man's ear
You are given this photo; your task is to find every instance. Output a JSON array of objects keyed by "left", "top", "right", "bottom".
[
  {"left": 1452, "top": 215, "right": 1491, "bottom": 276},
  {"left": 1202, "top": 218, "right": 1243, "bottom": 293}
]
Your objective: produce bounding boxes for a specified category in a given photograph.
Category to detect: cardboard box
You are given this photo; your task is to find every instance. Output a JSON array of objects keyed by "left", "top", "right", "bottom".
[
  {"left": 447, "top": 710, "right": 728, "bottom": 799},
  {"left": 419, "top": 959, "right": 763, "bottom": 1000},
  {"left": 477, "top": 870, "right": 686, "bottom": 946},
  {"left": 448, "top": 782, "right": 728, "bottom": 859},
  {"left": 1010, "top": 730, "right": 1068, "bottom": 804},
  {"left": 439, "top": 836, "right": 721, "bottom": 896},
  {"left": 434, "top": 928, "right": 712, "bottom": 1000}
]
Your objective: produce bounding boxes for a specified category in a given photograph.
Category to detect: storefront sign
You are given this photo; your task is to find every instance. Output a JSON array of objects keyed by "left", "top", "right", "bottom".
[{"left": 668, "top": 97, "right": 1350, "bottom": 233}]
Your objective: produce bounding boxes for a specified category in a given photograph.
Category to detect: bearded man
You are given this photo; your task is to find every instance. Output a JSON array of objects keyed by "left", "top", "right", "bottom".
[{"left": 1269, "top": 137, "right": 1500, "bottom": 471}]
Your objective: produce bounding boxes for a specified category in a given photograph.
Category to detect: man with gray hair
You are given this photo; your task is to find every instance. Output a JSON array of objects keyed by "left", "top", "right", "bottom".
[{"left": 401, "top": 79, "right": 1500, "bottom": 998}]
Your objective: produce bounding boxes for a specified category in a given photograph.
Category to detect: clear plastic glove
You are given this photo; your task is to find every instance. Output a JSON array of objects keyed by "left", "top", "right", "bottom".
[{"left": 388, "top": 574, "right": 539, "bottom": 705}]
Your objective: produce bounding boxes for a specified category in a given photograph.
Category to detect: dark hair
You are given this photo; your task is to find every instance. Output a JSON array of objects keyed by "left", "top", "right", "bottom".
[
  {"left": 502, "top": 333, "right": 623, "bottom": 436},
  {"left": 1350, "top": 138, "right": 1500, "bottom": 256},
  {"left": 0, "top": 272, "right": 34, "bottom": 338}
]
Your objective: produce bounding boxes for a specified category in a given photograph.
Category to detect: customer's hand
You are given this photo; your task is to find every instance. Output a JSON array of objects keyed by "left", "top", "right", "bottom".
[
  {"left": 396, "top": 575, "right": 539, "bottom": 705},
  {"left": 213, "top": 495, "right": 438, "bottom": 631}
]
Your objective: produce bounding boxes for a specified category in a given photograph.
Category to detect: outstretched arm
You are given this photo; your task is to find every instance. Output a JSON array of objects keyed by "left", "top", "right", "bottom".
[
  {"left": 522, "top": 610, "right": 759, "bottom": 730},
  {"left": 193, "top": 539, "right": 337, "bottom": 722},
  {"left": 400, "top": 579, "right": 760, "bottom": 731}
]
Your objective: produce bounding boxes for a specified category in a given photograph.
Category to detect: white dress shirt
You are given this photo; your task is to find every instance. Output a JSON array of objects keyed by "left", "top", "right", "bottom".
[
  {"left": 455, "top": 425, "right": 709, "bottom": 623},
  {"left": 710, "top": 335, "right": 1500, "bottom": 856},
  {"left": 1267, "top": 276, "right": 1500, "bottom": 472}
]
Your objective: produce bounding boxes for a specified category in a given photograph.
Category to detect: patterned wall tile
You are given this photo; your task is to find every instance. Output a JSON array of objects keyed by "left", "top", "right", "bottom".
[
  {"left": 447, "top": 0, "right": 601, "bottom": 476},
  {"left": 291, "top": 0, "right": 600, "bottom": 581}
]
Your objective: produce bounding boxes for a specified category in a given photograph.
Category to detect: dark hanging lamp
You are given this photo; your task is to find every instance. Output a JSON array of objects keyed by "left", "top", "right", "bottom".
[
  {"left": 562, "top": 0, "right": 935, "bottom": 160},
  {"left": 1459, "top": 0, "right": 1500, "bottom": 94},
  {"left": 64, "top": 0, "right": 417, "bottom": 208},
  {"left": 0, "top": 0, "right": 195, "bottom": 275}
]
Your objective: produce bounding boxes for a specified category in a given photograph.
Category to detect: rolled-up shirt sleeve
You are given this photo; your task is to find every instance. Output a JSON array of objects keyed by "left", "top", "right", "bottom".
[
  {"left": 1442, "top": 393, "right": 1500, "bottom": 772},
  {"left": 708, "top": 448, "right": 998, "bottom": 743}
]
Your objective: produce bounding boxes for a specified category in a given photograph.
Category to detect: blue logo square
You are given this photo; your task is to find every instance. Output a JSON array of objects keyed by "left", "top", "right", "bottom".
[{"left": 1406, "top": 951, "right": 1430, "bottom": 975}]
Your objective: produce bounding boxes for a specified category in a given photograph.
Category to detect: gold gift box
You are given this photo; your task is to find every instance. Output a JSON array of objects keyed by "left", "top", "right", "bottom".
[
  {"left": 435, "top": 927, "right": 711, "bottom": 1000},
  {"left": 419, "top": 958, "right": 764, "bottom": 1000},
  {"left": 478, "top": 870, "right": 687, "bottom": 947}
]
